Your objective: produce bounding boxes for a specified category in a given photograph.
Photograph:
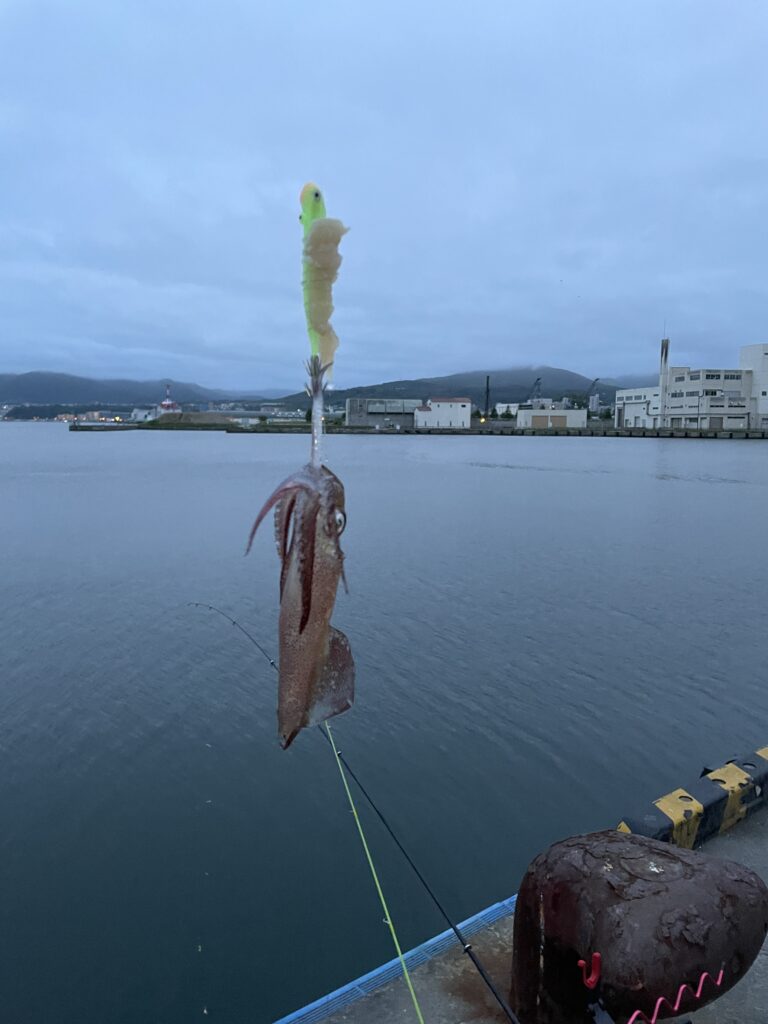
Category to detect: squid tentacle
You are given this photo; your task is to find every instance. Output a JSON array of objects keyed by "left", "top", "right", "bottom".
[
  {"left": 276, "top": 494, "right": 297, "bottom": 598},
  {"left": 245, "top": 477, "right": 314, "bottom": 555}
]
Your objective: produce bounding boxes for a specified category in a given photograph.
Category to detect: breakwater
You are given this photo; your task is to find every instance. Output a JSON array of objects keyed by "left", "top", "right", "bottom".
[{"left": 69, "top": 422, "right": 768, "bottom": 439}]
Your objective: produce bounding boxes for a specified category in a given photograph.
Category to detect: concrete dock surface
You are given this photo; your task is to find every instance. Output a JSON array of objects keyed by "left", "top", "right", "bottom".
[
  {"left": 687, "top": 811, "right": 768, "bottom": 1023},
  {"left": 283, "top": 810, "right": 768, "bottom": 1024},
  {"left": 318, "top": 914, "right": 514, "bottom": 1023}
]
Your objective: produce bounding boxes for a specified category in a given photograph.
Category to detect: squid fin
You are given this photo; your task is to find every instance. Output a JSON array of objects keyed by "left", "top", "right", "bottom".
[{"left": 306, "top": 626, "right": 355, "bottom": 729}]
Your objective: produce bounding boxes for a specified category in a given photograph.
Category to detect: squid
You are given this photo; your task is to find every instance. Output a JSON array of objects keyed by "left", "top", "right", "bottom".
[
  {"left": 247, "top": 184, "right": 353, "bottom": 748},
  {"left": 247, "top": 444, "right": 354, "bottom": 749}
]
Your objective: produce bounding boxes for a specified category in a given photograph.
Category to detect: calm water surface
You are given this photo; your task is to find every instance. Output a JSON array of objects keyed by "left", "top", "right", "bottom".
[{"left": 2, "top": 424, "right": 767, "bottom": 1022}]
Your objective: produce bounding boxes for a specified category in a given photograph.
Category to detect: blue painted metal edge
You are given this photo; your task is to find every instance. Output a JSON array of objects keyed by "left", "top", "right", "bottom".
[{"left": 272, "top": 892, "right": 518, "bottom": 1024}]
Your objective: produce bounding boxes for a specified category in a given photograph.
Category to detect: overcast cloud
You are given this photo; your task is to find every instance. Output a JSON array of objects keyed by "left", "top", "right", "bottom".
[{"left": 1, "top": 0, "right": 767, "bottom": 390}]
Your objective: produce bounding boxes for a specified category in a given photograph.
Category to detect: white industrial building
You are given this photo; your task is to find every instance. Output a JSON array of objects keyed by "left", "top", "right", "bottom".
[
  {"left": 495, "top": 403, "right": 520, "bottom": 416},
  {"left": 414, "top": 398, "right": 471, "bottom": 429},
  {"left": 226, "top": 410, "right": 264, "bottom": 427},
  {"left": 615, "top": 341, "right": 768, "bottom": 430},
  {"left": 517, "top": 408, "right": 587, "bottom": 429}
]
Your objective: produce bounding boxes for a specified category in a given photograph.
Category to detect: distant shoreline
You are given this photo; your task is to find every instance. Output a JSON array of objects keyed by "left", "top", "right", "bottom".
[{"left": 65, "top": 422, "right": 768, "bottom": 440}]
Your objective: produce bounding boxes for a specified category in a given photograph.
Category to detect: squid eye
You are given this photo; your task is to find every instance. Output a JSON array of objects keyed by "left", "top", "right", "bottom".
[
  {"left": 314, "top": 190, "right": 321, "bottom": 200},
  {"left": 334, "top": 509, "right": 346, "bottom": 534}
]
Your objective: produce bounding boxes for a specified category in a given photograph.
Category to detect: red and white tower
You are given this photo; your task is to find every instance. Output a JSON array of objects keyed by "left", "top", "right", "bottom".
[{"left": 158, "top": 382, "right": 180, "bottom": 416}]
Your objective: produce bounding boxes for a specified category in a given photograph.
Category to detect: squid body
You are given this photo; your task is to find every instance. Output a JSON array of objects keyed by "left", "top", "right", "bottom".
[{"left": 248, "top": 462, "right": 354, "bottom": 748}]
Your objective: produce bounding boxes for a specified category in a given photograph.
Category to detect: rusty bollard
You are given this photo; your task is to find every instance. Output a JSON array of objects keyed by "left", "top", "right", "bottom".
[{"left": 510, "top": 830, "right": 768, "bottom": 1024}]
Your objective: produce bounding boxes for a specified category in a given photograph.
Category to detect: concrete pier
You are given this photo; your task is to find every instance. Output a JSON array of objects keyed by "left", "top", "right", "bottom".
[
  {"left": 68, "top": 419, "right": 768, "bottom": 438},
  {"left": 275, "top": 811, "right": 768, "bottom": 1024}
]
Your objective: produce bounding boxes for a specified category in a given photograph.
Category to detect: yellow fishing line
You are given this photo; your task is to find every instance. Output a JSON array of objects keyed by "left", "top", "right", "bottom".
[{"left": 324, "top": 722, "right": 426, "bottom": 1024}]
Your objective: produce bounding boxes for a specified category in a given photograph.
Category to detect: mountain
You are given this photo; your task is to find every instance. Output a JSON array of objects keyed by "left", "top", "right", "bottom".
[
  {"left": 0, "top": 365, "right": 658, "bottom": 409},
  {"left": 279, "top": 366, "right": 622, "bottom": 410},
  {"left": 248, "top": 387, "right": 295, "bottom": 399},
  {"left": 0, "top": 372, "right": 266, "bottom": 405},
  {"left": 604, "top": 373, "right": 658, "bottom": 389}
]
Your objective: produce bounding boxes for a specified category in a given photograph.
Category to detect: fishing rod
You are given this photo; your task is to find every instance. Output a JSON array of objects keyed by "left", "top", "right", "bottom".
[
  {"left": 189, "top": 601, "right": 521, "bottom": 1024},
  {"left": 188, "top": 603, "right": 277, "bottom": 670}
]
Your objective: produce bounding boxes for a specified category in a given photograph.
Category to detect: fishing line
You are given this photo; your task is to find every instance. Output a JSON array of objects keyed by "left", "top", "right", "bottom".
[
  {"left": 190, "top": 602, "right": 520, "bottom": 1023},
  {"left": 324, "top": 720, "right": 425, "bottom": 1024},
  {"left": 317, "top": 727, "right": 520, "bottom": 1024},
  {"left": 190, "top": 602, "right": 424, "bottom": 1020}
]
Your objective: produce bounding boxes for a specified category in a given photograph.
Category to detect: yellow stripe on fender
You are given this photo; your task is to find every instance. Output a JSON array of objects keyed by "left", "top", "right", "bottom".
[
  {"left": 705, "top": 763, "right": 752, "bottom": 833},
  {"left": 653, "top": 788, "right": 705, "bottom": 849},
  {"left": 617, "top": 745, "right": 768, "bottom": 849}
]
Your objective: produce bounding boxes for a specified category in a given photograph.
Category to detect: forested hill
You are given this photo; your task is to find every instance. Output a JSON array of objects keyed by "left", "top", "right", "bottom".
[
  {"left": 1, "top": 366, "right": 656, "bottom": 408},
  {"left": 0, "top": 372, "right": 257, "bottom": 405},
  {"left": 281, "top": 366, "right": 653, "bottom": 409}
]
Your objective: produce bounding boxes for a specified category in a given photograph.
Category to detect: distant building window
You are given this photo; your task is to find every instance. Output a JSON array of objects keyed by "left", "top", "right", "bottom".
[
  {"left": 685, "top": 391, "right": 699, "bottom": 397},
  {"left": 706, "top": 373, "right": 721, "bottom": 380},
  {"left": 634, "top": 394, "right": 642, "bottom": 400},
  {"left": 690, "top": 373, "right": 700, "bottom": 380},
  {"left": 674, "top": 375, "right": 685, "bottom": 382},
  {"left": 704, "top": 390, "right": 718, "bottom": 396},
  {"left": 763, "top": 391, "right": 767, "bottom": 397},
  {"left": 670, "top": 391, "right": 684, "bottom": 398},
  {"left": 724, "top": 373, "right": 741, "bottom": 380}
]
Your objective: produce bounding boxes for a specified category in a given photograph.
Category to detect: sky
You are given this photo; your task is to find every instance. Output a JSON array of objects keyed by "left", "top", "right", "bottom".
[{"left": 1, "top": 1, "right": 767, "bottom": 391}]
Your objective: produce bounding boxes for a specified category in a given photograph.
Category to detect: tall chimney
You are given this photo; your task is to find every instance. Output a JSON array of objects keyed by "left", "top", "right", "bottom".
[{"left": 659, "top": 338, "right": 670, "bottom": 426}]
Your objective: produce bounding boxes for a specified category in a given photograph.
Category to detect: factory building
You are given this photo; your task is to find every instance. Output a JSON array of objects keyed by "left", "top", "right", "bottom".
[
  {"left": 495, "top": 403, "right": 519, "bottom": 416},
  {"left": 345, "top": 398, "right": 422, "bottom": 428},
  {"left": 414, "top": 398, "right": 471, "bottom": 429},
  {"left": 615, "top": 341, "right": 768, "bottom": 430},
  {"left": 516, "top": 408, "right": 587, "bottom": 429}
]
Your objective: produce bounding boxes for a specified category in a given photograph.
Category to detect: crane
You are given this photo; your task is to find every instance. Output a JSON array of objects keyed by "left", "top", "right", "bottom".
[
  {"left": 583, "top": 378, "right": 600, "bottom": 415},
  {"left": 524, "top": 377, "right": 542, "bottom": 404}
]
